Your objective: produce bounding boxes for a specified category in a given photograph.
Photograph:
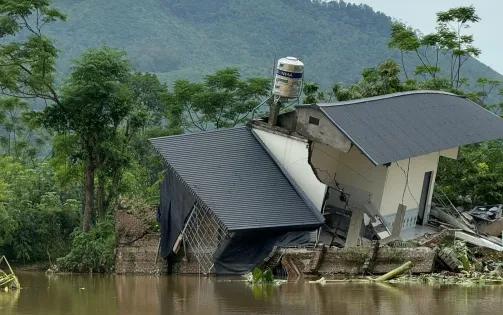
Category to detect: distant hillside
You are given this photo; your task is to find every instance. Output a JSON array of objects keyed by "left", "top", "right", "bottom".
[{"left": 44, "top": 0, "right": 502, "bottom": 87}]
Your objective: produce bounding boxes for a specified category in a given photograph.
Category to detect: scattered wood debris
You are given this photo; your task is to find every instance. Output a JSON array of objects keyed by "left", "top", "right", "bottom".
[{"left": 0, "top": 256, "right": 20, "bottom": 291}]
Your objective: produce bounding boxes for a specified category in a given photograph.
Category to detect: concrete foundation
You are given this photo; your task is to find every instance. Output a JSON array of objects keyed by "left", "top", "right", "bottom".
[
  {"left": 115, "top": 207, "right": 165, "bottom": 274},
  {"left": 115, "top": 233, "right": 165, "bottom": 274},
  {"left": 280, "top": 245, "right": 436, "bottom": 279}
]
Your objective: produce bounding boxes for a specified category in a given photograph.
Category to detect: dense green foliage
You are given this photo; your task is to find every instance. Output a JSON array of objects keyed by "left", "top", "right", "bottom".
[
  {"left": 56, "top": 220, "right": 116, "bottom": 273},
  {"left": 0, "top": 0, "right": 171, "bottom": 268},
  {"left": 0, "top": 156, "right": 80, "bottom": 263},
  {"left": 29, "top": 0, "right": 503, "bottom": 91},
  {"left": 0, "top": 98, "right": 49, "bottom": 162},
  {"left": 437, "top": 141, "right": 503, "bottom": 208}
]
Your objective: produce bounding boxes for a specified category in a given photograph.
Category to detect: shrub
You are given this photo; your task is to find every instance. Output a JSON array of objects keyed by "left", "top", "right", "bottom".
[{"left": 57, "top": 220, "right": 116, "bottom": 273}]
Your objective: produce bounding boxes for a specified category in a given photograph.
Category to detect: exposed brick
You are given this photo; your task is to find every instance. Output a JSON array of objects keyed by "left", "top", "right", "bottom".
[
  {"left": 284, "top": 246, "right": 435, "bottom": 276},
  {"left": 115, "top": 199, "right": 165, "bottom": 275}
]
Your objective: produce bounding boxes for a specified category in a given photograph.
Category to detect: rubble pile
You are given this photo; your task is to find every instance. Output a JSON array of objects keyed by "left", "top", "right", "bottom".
[
  {"left": 386, "top": 201, "right": 503, "bottom": 284},
  {"left": 304, "top": 200, "right": 503, "bottom": 284}
]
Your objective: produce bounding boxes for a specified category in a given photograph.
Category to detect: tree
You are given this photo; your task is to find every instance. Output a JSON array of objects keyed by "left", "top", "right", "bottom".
[
  {"left": 0, "top": 1, "right": 61, "bottom": 165},
  {"left": 466, "top": 77, "right": 501, "bottom": 108},
  {"left": 389, "top": 6, "right": 481, "bottom": 90},
  {"left": 325, "top": 59, "right": 417, "bottom": 101},
  {"left": 0, "top": 97, "right": 48, "bottom": 162},
  {"left": 436, "top": 6, "right": 481, "bottom": 89},
  {"left": 41, "top": 47, "right": 140, "bottom": 232},
  {"left": 0, "top": 0, "right": 65, "bottom": 104},
  {"left": 129, "top": 72, "right": 170, "bottom": 126},
  {"left": 167, "top": 68, "right": 270, "bottom": 131},
  {"left": 302, "top": 82, "right": 337, "bottom": 104}
]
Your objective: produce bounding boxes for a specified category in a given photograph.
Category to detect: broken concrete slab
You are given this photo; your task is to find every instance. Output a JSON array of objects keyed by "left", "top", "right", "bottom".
[
  {"left": 345, "top": 207, "right": 364, "bottom": 247},
  {"left": 476, "top": 219, "right": 503, "bottom": 237},
  {"left": 391, "top": 204, "right": 407, "bottom": 238},
  {"left": 454, "top": 231, "right": 503, "bottom": 252},
  {"left": 430, "top": 208, "right": 475, "bottom": 233}
]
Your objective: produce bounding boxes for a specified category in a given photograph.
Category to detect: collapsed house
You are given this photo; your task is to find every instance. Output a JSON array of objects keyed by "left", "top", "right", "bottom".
[
  {"left": 151, "top": 90, "right": 503, "bottom": 275},
  {"left": 150, "top": 128, "right": 324, "bottom": 275}
]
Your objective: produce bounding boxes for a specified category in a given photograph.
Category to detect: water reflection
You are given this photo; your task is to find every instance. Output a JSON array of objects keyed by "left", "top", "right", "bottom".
[{"left": 2, "top": 272, "right": 503, "bottom": 315}]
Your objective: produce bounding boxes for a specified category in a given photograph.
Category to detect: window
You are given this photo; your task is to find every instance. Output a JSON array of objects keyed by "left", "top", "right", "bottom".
[{"left": 308, "top": 116, "right": 320, "bottom": 125}]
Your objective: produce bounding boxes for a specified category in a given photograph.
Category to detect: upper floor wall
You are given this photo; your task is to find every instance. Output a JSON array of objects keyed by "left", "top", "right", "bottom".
[
  {"left": 252, "top": 127, "right": 327, "bottom": 212},
  {"left": 310, "top": 142, "right": 388, "bottom": 212},
  {"left": 295, "top": 107, "right": 352, "bottom": 153}
]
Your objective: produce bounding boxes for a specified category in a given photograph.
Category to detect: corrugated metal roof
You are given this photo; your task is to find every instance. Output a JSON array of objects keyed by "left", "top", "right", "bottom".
[
  {"left": 150, "top": 127, "right": 324, "bottom": 231},
  {"left": 306, "top": 91, "right": 503, "bottom": 165}
]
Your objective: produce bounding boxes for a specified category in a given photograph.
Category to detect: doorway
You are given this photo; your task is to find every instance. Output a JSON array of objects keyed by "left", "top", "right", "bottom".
[{"left": 418, "top": 171, "right": 433, "bottom": 224}]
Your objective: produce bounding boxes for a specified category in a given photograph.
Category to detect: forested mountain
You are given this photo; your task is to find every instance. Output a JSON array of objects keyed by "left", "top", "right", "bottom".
[{"left": 42, "top": 0, "right": 501, "bottom": 87}]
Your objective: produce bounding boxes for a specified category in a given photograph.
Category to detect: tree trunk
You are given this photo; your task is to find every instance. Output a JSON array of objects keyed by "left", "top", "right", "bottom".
[
  {"left": 97, "top": 173, "right": 106, "bottom": 219},
  {"left": 104, "top": 172, "right": 121, "bottom": 216},
  {"left": 82, "top": 160, "right": 95, "bottom": 232}
]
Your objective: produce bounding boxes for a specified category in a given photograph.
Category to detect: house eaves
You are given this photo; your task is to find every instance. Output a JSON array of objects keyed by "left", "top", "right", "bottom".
[{"left": 297, "top": 91, "right": 503, "bottom": 165}]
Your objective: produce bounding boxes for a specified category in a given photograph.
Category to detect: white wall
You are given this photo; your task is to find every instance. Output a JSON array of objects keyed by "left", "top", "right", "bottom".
[
  {"left": 310, "top": 143, "right": 443, "bottom": 225},
  {"left": 296, "top": 107, "right": 352, "bottom": 152},
  {"left": 252, "top": 128, "right": 327, "bottom": 211},
  {"left": 440, "top": 147, "right": 459, "bottom": 159},
  {"left": 310, "top": 143, "right": 388, "bottom": 211},
  {"left": 380, "top": 152, "right": 440, "bottom": 218},
  {"left": 254, "top": 125, "right": 450, "bottom": 228}
]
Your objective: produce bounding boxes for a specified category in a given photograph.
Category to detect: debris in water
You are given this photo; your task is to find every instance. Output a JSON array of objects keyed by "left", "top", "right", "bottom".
[
  {"left": 244, "top": 268, "right": 284, "bottom": 285},
  {"left": 0, "top": 256, "right": 20, "bottom": 291}
]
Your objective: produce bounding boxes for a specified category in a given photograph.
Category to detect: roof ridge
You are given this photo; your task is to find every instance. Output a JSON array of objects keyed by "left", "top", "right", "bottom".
[
  {"left": 298, "top": 90, "right": 464, "bottom": 108},
  {"left": 149, "top": 125, "right": 248, "bottom": 141},
  {"left": 308, "top": 92, "right": 503, "bottom": 165}
]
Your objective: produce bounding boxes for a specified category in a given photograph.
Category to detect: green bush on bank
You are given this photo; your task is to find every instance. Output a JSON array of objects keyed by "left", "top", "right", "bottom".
[{"left": 56, "top": 220, "right": 116, "bottom": 273}]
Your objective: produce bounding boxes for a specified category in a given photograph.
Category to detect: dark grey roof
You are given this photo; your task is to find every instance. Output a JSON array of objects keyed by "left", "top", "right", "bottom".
[
  {"left": 150, "top": 127, "right": 324, "bottom": 231},
  {"left": 301, "top": 91, "right": 503, "bottom": 165}
]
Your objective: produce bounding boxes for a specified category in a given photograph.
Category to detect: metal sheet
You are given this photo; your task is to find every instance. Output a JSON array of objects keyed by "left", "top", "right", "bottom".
[
  {"left": 150, "top": 127, "right": 324, "bottom": 232},
  {"left": 304, "top": 91, "right": 503, "bottom": 165}
]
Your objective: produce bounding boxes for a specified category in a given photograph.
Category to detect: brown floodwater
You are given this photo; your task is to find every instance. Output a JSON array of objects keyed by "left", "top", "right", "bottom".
[{"left": 1, "top": 272, "right": 503, "bottom": 315}]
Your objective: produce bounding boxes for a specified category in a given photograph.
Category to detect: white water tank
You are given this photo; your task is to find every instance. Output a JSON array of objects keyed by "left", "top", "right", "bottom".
[{"left": 273, "top": 56, "right": 304, "bottom": 99}]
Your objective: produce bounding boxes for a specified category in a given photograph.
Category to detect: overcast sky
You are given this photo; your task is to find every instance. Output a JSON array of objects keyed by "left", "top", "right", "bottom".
[{"left": 344, "top": 0, "right": 502, "bottom": 74}]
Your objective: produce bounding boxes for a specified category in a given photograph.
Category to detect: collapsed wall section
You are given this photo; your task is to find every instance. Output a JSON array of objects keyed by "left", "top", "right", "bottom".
[{"left": 115, "top": 200, "right": 165, "bottom": 274}]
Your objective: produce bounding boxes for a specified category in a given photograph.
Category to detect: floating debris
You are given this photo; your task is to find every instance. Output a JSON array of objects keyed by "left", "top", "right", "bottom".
[
  {"left": 388, "top": 272, "right": 503, "bottom": 286},
  {"left": 0, "top": 256, "right": 20, "bottom": 291},
  {"left": 309, "top": 261, "right": 413, "bottom": 284},
  {"left": 245, "top": 268, "right": 284, "bottom": 285}
]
